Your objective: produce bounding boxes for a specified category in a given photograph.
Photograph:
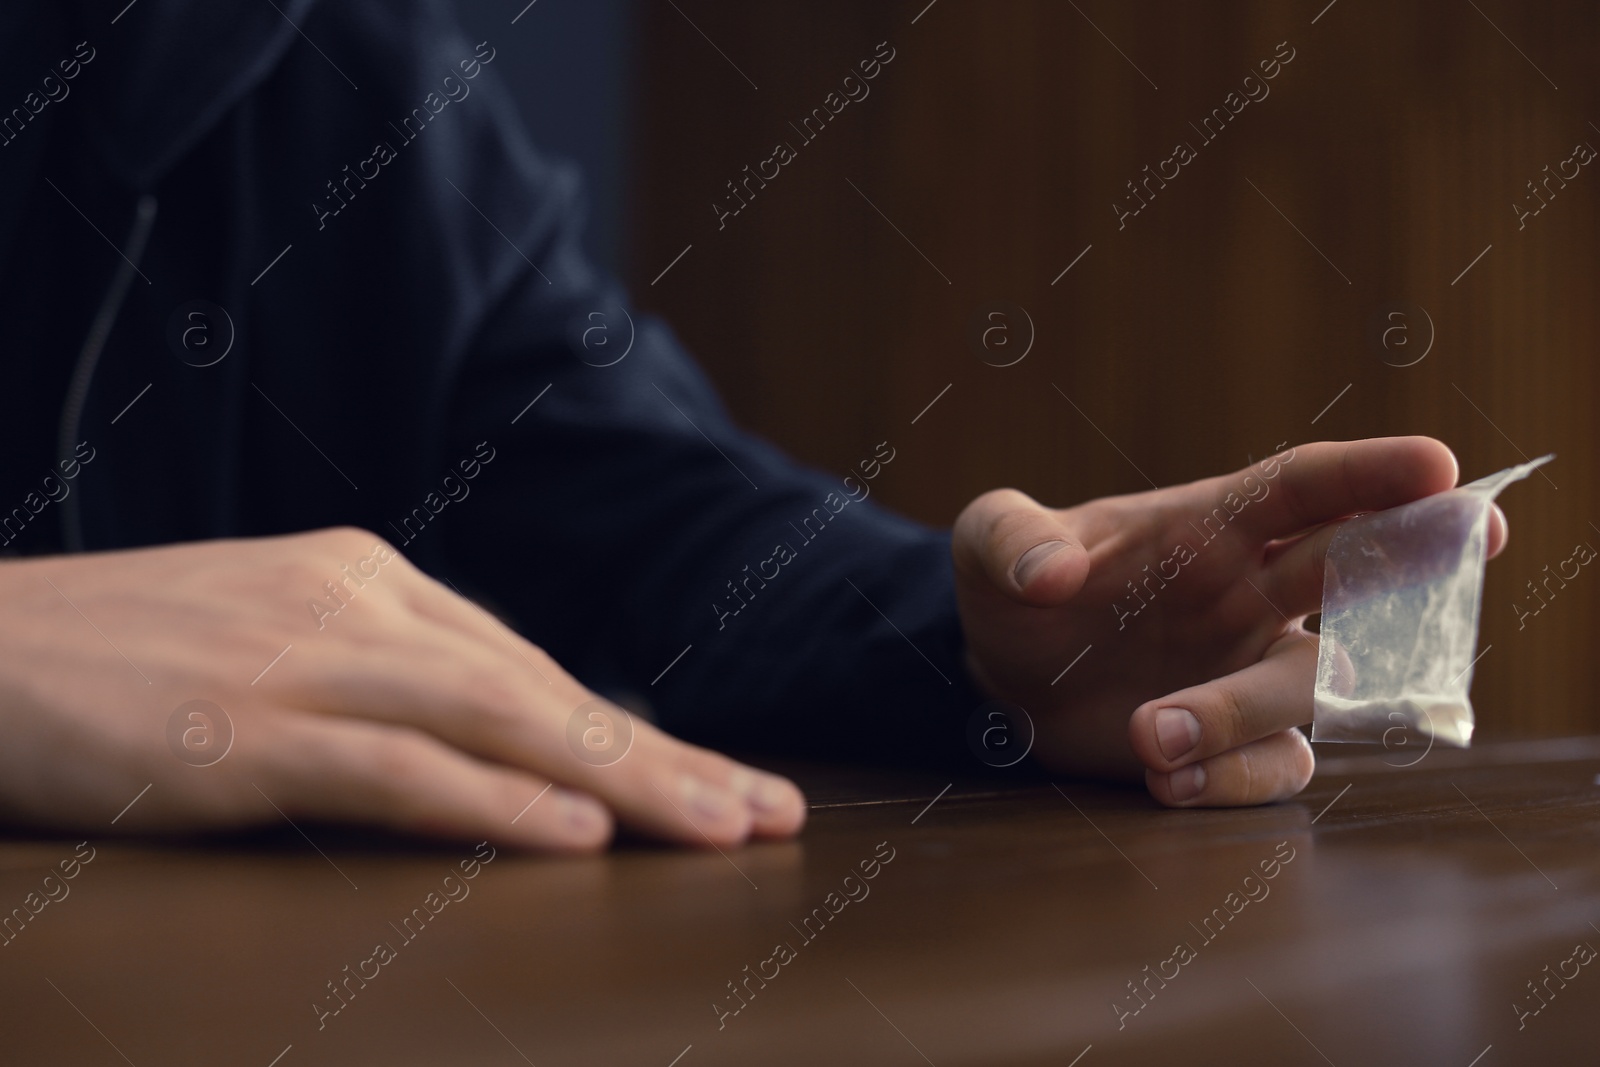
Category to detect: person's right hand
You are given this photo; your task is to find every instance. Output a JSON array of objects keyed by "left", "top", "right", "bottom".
[
  {"left": 0, "top": 527, "right": 806, "bottom": 852},
  {"left": 952, "top": 438, "right": 1509, "bottom": 808}
]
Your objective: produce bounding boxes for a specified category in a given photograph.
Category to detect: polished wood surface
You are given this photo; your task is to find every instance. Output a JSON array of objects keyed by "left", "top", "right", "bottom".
[
  {"left": 632, "top": 1, "right": 1600, "bottom": 740},
  {"left": 4, "top": 736, "right": 1599, "bottom": 1064}
]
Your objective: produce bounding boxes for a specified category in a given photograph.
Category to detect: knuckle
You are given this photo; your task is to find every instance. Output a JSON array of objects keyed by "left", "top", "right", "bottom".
[
  {"left": 320, "top": 525, "right": 378, "bottom": 553},
  {"left": 955, "top": 488, "right": 1031, "bottom": 573},
  {"left": 314, "top": 526, "right": 409, "bottom": 572},
  {"left": 976, "top": 487, "right": 1029, "bottom": 514},
  {"left": 957, "top": 488, "right": 1007, "bottom": 526},
  {"left": 970, "top": 488, "right": 1031, "bottom": 534},
  {"left": 1204, "top": 684, "right": 1252, "bottom": 748},
  {"left": 988, "top": 503, "right": 1040, "bottom": 548}
]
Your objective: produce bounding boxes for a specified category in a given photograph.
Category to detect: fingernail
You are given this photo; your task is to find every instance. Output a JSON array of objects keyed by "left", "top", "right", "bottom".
[
  {"left": 1168, "top": 763, "right": 1206, "bottom": 802},
  {"left": 1154, "top": 707, "right": 1202, "bottom": 761},
  {"left": 1013, "top": 540, "right": 1067, "bottom": 589},
  {"left": 729, "top": 767, "right": 790, "bottom": 809},
  {"left": 726, "top": 769, "right": 794, "bottom": 814},
  {"left": 748, "top": 774, "right": 793, "bottom": 814},
  {"left": 681, "top": 774, "right": 731, "bottom": 821}
]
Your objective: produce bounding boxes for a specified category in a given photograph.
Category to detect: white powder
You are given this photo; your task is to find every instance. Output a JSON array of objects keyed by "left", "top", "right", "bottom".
[{"left": 1312, "top": 694, "right": 1472, "bottom": 748}]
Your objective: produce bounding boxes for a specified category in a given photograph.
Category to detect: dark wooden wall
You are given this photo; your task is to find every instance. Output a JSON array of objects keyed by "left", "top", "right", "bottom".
[{"left": 629, "top": 1, "right": 1599, "bottom": 740}]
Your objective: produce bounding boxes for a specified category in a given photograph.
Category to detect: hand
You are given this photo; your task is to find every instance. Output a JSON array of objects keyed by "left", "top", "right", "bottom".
[
  {"left": 0, "top": 528, "right": 805, "bottom": 851},
  {"left": 953, "top": 438, "right": 1509, "bottom": 807}
]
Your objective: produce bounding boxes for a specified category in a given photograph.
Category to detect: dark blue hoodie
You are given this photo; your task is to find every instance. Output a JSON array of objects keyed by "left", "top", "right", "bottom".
[{"left": 0, "top": 0, "right": 981, "bottom": 765}]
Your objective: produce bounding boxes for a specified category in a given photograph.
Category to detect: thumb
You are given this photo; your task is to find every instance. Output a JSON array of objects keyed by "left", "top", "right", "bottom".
[{"left": 952, "top": 488, "right": 1089, "bottom": 607}]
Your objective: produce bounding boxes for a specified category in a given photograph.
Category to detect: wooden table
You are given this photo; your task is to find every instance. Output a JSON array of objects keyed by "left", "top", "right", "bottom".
[{"left": 4, "top": 736, "right": 1599, "bottom": 1066}]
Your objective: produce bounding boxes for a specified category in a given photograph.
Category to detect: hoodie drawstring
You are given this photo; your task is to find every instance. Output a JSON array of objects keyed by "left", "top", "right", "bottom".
[{"left": 57, "top": 194, "right": 158, "bottom": 553}]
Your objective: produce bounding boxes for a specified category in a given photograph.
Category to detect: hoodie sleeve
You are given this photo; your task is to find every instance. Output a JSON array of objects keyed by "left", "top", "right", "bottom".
[{"left": 400, "top": 19, "right": 986, "bottom": 769}]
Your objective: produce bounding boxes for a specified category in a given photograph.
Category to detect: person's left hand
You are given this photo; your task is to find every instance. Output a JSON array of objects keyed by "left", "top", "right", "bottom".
[{"left": 952, "top": 437, "right": 1509, "bottom": 807}]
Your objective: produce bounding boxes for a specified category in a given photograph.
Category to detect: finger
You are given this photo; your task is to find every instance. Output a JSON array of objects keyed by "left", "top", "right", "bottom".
[
  {"left": 1128, "top": 631, "right": 1316, "bottom": 774},
  {"left": 601, "top": 723, "right": 803, "bottom": 848},
  {"left": 1488, "top": 503, "right": 1508, "bottom": 557},
  {"left": 952, "top": 488, "right": 1090, "bottom": 606},
  {"left": 285, "top": 632, "right": 772, "bottom": 848},
  {"left": 257, "top": 712, "right": 614, "bottom": 852},
  {"left": 397, "top": 568, "right": 807, "bottom": 839},
  {"left": 1145, "top": 728, "right": 1315, "bottom": 808},
  {"left": 670, "top": 746, "right": 808, "bottom": 840},
  {"left": 1223, "top": 437, "right": 1459, "bottom": 542}
]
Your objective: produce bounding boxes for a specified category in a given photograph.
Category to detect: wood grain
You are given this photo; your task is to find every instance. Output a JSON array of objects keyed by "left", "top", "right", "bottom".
[{"left": 3, "top": 738, "right": 1598, "bottom": 1063}]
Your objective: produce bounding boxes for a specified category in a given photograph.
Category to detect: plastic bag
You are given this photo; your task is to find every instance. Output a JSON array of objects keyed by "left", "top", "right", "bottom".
[{"left": 1311, "top": 455, "right": 1552, "bottom": 747}]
